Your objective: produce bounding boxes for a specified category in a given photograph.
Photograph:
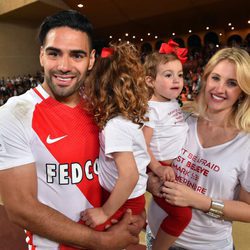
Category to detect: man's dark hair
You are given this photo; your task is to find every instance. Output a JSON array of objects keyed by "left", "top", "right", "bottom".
[{"left": 38, "top": 10, "right": 93, "bottom": 48}]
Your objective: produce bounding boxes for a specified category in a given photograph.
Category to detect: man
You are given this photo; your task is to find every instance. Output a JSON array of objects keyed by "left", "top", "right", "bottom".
[{"left": 0, "top": 10, "right": 143, "bottom": 249}]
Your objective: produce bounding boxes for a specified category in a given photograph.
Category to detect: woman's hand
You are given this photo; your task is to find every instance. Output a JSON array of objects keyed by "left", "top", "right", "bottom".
[
  {"left": 161, "top": 181, "right": 211, "bottom": 211},
  {"left": 161, "top": 181, "right": 194, "bottom": 207}
]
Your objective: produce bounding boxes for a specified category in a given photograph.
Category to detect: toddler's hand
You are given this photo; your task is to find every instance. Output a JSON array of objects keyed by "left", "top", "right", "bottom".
[
  {"left": 155, "top": 165, "right": 175, "bottom": 182},
  {"left": 81, "top": 207, "right": 108, "bottom": 228}
]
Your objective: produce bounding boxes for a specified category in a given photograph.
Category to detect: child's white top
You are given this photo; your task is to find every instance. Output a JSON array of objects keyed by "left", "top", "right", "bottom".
[
  {"left": 98, "top": 116, "right": 150, "bottom": 198},
  {"left": 145, "top": 99, "right": 188, "bottom": 161}
]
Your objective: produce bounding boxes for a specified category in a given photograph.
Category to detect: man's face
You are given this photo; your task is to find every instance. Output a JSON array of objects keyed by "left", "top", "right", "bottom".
[{"left": 40, "top": 26, "right": 95, "bottom": 104}]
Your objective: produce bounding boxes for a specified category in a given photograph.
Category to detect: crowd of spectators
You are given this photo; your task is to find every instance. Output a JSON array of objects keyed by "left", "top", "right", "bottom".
[
  {"left": 0, "top": 72, "right": 43, "bottom": 106},
  {"left": 1, "top": 40, "right": 249, "bottom": 106}
]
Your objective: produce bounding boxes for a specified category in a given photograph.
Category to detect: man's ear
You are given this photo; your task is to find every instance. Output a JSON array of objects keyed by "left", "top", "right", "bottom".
[
  {"left": 145, "top": 76, "right": 154, "bottom": 88},
  {"left": 88, "top": 49, "right": 96, "bottom": 70},
  {"left": 39, "top": 46, "right": 44, "bottom": 67}
]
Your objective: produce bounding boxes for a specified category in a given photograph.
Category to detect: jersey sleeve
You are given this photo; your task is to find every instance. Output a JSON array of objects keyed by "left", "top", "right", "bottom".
[
  {"left": 104, "top": 118, "right": 133, "bottom": 157},
  {"left": 0, "top": 103, "right": 35, "bottom": 170}
]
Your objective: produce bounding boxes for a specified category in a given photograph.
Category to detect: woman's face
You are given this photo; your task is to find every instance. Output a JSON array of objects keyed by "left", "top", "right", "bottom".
[{"left": 204, "top": 59, "right": 242, "bottom": 115}]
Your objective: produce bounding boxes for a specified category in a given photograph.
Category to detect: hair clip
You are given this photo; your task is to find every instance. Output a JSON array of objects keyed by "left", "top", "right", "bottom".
[{"left": 100, "top": 47, "right": 114, "bottom": 58}]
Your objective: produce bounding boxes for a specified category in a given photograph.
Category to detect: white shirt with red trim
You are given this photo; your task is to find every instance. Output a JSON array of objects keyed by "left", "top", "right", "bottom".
[
  {"left": 144, "top": 100, "right": 188, "bottom": 161},
  {"left": 148, "top": 115, "right": 250, "bottom": 250},
  {"left": 0, "top": 85, "right": 101, "bottom": 249}
]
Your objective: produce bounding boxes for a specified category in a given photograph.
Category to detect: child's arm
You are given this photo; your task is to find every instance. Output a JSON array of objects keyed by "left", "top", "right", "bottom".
[
  {"left": 82, "top": 152, "right": 139, "bottom": 228},
  {"left": 143, "top": 126, "right": 175, "bottom": 182},
  {"left": 155, "top": 165, "right": 175, "bottom": 182},
  {"left": 142, "top": 125, "right": 161, "bottom": 171}
]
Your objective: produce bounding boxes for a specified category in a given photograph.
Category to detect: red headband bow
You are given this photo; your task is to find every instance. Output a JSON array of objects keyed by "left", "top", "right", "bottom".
[
  {"left": 100, "top": 47, "right": 114, "bottom": 58},
  {"left": 159, "top": 39, "right": 188, "bottom": 64}
]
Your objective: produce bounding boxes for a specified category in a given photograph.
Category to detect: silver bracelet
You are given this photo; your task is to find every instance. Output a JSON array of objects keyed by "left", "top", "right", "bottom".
[{"left": 206, "top": 199, "right": 224, "bottom": 219}]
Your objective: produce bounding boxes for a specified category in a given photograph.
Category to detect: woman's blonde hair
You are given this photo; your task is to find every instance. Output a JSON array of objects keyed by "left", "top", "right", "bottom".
[
  {"left": 84, "top": 42, "right": 150, "bottom": 129},
  {"left": 195, "top": 47, "right": 250, "bottom": 132}
]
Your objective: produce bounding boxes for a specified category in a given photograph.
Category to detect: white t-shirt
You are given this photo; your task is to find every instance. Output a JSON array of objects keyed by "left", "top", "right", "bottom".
[
  {"left": 148, "top": 115, "right": 250, "bottom": 250},
  {"left": 0, "top": 85, "right": 101, "bottom": 249},
  {"left": 98, "top": 116, "right": 150, "bottom": 198},
  {"left": 145, "top": 100, "right": 188, "bottom": 161}
]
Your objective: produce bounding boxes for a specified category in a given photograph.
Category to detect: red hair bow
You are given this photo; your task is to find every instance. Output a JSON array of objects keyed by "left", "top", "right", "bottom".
[
  {"left": 100, "top": 47, "right": 114, "bottom": 58},
  {"left": 159, "top": 39, "right": 188, "bottom": 64}
]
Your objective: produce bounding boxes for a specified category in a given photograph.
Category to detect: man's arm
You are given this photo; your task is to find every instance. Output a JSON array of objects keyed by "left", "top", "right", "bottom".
[{"left": 0, "top": 163, "right": 139, "bottom": 249}]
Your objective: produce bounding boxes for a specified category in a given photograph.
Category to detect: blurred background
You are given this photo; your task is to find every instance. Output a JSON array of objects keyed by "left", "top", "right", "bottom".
[{"left": 0, "top": 0, "right": 249, "bottom": 106}]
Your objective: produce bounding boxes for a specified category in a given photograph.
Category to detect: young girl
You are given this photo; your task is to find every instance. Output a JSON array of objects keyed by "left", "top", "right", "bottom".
[
  {"left": 81, "top": 43, "right": 150, "bottom": 231},
  {"left": 143, "top": 40, "right": 192, "bottom": 250}
]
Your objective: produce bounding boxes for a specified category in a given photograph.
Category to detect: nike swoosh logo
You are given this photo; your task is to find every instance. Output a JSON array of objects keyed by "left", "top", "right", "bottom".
[{"left": 46, "top": 134, "right": 67, "bottom": 144}]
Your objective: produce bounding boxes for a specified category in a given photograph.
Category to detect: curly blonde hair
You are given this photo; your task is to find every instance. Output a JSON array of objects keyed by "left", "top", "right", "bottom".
[{"left": 84, "top": 42, "right": 150, "bottom": 129}]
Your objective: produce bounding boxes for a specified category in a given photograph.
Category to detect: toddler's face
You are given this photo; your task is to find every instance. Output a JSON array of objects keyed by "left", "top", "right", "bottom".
[{"left": 152, "top": 59, "right": 184, "bottom": 102}]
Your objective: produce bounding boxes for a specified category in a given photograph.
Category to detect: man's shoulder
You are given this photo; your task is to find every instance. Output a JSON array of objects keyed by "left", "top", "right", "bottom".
[
  {"left": 1, "top": 88, "right": 34, "bottom": 105},
  {"left": 0, "top": 89, "right": 36, "bottom": 122}
]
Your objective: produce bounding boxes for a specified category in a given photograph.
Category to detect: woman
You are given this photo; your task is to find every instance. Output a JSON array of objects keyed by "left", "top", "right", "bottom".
[{"left": 147, "top": 47, "right": 250, "bottom": 250}]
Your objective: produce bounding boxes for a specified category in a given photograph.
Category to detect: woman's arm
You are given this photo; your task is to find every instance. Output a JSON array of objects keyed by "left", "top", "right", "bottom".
[
  {"left": 162, "top": 182, "right": 250, "bottom": 222},
  {"left": 223, "top": 187, "right": 250, "bottom": 222},
  {"left": 161, "top": 181, "right": 211, "bottom": 211}
]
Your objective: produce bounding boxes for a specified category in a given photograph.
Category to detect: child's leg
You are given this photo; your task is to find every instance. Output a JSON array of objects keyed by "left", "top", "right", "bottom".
[
  {"left": 152, "top": 196, "right": 192, "bottom": 250},
  {"left": 152, "top": 228, "right": 177, "bottom": 250}
]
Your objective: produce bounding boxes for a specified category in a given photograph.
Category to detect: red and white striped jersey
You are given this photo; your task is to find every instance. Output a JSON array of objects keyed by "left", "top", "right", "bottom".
[{"left": 0, "top": 85, "right": 101, "bottom": 249}]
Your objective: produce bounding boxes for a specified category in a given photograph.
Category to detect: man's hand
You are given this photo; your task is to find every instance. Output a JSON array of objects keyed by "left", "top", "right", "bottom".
[
  {"left": 98, "top": 210, "right": 139, "bottom": 250},
  {"left": 129, "top": 209, "right": 146, "bottom": 236}
]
